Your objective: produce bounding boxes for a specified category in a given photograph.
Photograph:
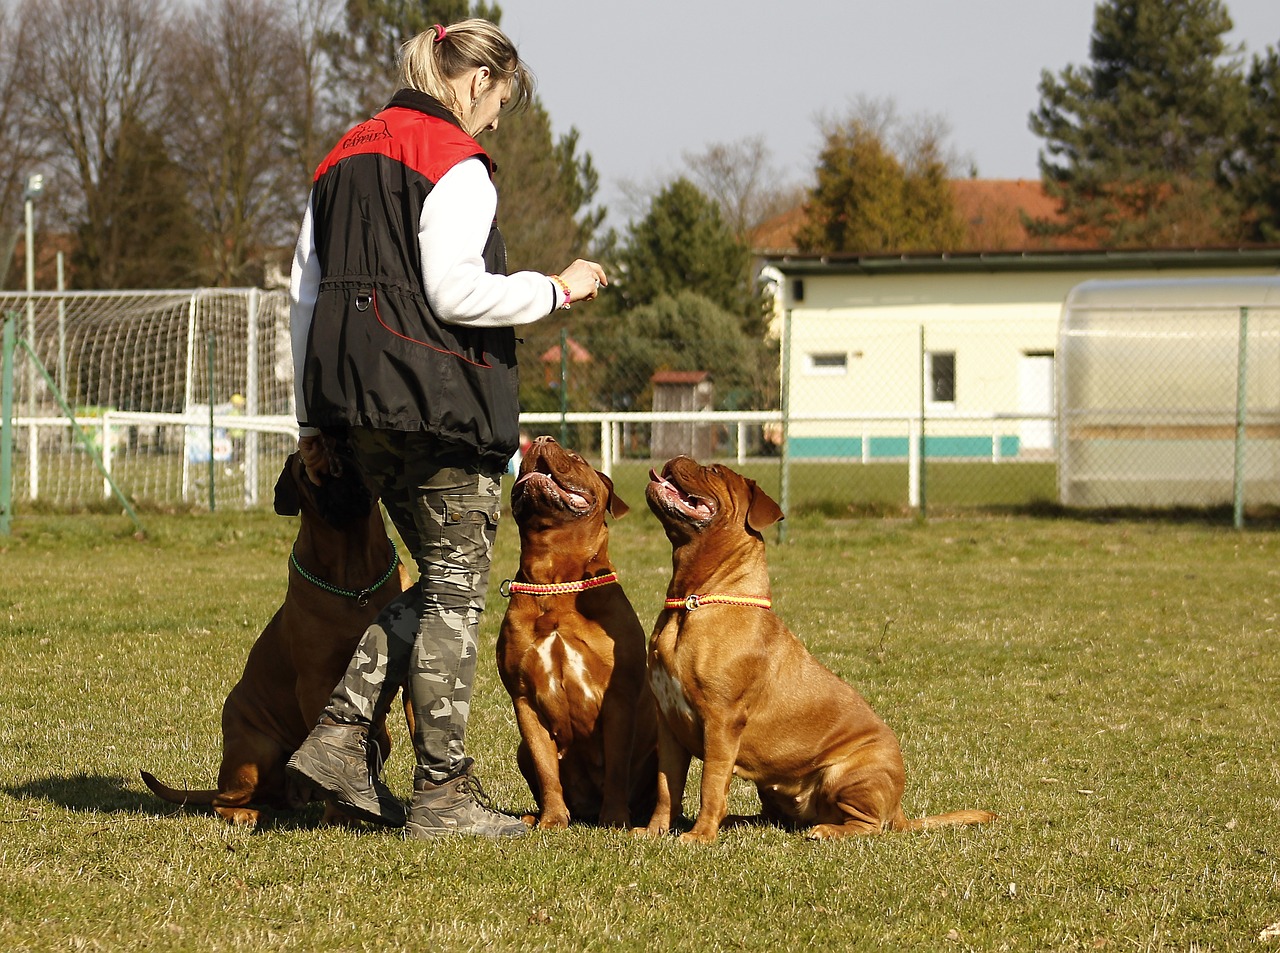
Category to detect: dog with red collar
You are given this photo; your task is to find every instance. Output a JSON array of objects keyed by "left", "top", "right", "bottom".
[{"left": 496, "top": 436, "right": 657, "bottom": 829}]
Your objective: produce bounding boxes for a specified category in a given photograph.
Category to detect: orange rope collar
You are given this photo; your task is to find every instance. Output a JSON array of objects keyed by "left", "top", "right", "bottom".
[
  {"left": 664, "top": 593, "right": 773, "bottom": 612},
  {"left": 501, "top": 571, "right": 619, "bottom": 598}
]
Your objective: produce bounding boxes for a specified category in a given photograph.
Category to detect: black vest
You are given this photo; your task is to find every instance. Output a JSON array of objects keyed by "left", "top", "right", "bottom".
[{"left": 301, "top": 89, "right": 519, "bottom": 468}]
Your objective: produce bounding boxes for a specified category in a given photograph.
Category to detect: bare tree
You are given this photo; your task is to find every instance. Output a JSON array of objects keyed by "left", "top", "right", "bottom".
[
  {"left": 0, "top": 6, "right": 45, "bottom": 287},
  {"left": 682, "top": 136, "right": 804, "bottom": 242},
  {"left": 278, "top": 0, "right": 350, "bottom": 215},
  {"left": 14, "top": 0, "right": 174, "bottom": 286},
  {"left": 165, "top": 0, "right": 300, "bottom": 285},
  {"left": 817, "top": 95, "right": 971, "bottom": 177}
]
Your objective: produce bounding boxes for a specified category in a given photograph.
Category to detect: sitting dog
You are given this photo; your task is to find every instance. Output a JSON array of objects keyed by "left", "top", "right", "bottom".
[
  {"left": 141, "top": 443, "right": 411, "bottom": 826},
  {"left": 641, "top": 456, "right": 996, "bottom": 843},
  {"left": 496, "top": 436, "right": 657, "bottom": 828}
]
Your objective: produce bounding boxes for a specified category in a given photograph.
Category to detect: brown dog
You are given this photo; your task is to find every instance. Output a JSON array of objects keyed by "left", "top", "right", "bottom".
[
  {"left": 496, "top": 436, "right": 657, "bottom": 829},
  {"left": 642, "top": 456, "right": 996, "bottom": 843},
  {"left": 141, "top": 445, "right": 411, "bottom": 826}
]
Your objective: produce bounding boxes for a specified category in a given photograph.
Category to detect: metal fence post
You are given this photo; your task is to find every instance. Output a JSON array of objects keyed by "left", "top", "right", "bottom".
[
  {"left": 559, "top": 327, "right": 569, "bottom": 446},
  {"left": 778, "top": 305, "right": 792, "bottom": 544},
  {"left": 207, "top": 329, "right": 216, "bottom": 512},
  {"left": 1, "top": 312, "right": 15, "bottom": 535},
  {"left": 1233, "top": 306, "right": 1249, "bottom": 530},
  {"left": 913, "top": 325, "right": 927, "bottom": 518}
]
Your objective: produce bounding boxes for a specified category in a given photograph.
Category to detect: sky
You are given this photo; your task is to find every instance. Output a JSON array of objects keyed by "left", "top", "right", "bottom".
[{"left": 498, "top": 0, "right": 1280, "bottom": 225}]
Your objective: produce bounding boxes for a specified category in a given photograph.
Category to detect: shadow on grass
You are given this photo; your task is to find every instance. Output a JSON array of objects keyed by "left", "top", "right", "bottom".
[{"left": 3, "top": 772, "right": 330, "bottom": 831}]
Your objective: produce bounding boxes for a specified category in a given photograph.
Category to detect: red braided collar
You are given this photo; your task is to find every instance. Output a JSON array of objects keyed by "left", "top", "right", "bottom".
[{"left": 501, "top": 571, "right": 620, "bottom": 598}]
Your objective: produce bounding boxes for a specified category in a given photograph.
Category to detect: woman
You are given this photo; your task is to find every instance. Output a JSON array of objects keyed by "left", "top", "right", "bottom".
[{"left": 286, "top": 19, "right": 606, "bottom": 839}]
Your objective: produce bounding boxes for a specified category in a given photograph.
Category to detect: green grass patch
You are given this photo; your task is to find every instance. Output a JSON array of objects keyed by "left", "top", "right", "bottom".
[{"left": 1, "top": 507, "right": 1278, "bottom": 951}]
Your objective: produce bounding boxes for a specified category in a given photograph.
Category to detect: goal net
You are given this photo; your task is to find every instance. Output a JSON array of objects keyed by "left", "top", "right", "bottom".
[{"left": 0, "top": 288, "right": 298, "bottom": 510}]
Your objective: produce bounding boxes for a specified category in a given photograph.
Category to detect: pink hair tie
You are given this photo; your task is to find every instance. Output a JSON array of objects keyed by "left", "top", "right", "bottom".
[{"left": 432, "top": 23, "right": 446, "bottom": 43}]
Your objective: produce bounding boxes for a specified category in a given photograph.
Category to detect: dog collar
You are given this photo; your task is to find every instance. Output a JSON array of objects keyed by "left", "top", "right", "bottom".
[
  {"left": 500, "top": 571, "right": 619, "bottom": 598},
  {"left": 290, "top": 540, "right": 399, "bottom": 607},
  {"left": 665, "top": 593, "right": 773, "bottom": 612}
]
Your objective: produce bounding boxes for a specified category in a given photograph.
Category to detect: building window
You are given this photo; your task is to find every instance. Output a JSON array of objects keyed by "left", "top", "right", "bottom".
[
  {"left": 927, "top": 351, "right": 955, "bottom": 404},
  {"left": 791, "top": 279, "right": 805, "bottom": 302},
  {"left": 806, "top": 352, "right": 847, "bottom": 375}
]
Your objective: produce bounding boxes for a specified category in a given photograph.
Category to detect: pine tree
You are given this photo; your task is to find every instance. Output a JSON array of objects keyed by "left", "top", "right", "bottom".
[
  {"left": 796, "top": 119, "right": 964, "bottom": 254},
  {"left": 321, "top": 0, "right": 499, "bottom": 119},
  {"left": 1029, "top": 0, "right": 1247, "bottom": 247},
  {"left": 613, "top": 178, "right": 752, "bottom": 316},
  {"left": 1234, "top": 45, "right": 1280, "bottom": 242},
  {"left": 73, "top": 120, "right": 202, "bottom": 289}
]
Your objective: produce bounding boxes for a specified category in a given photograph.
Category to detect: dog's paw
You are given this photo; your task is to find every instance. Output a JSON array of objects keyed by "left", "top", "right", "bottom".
[
  {"left": 677, "top": 830, "right": 717, "bottom": 845},
  {"left": 537, "top": 810, "right": 570, "bottom": 831}
]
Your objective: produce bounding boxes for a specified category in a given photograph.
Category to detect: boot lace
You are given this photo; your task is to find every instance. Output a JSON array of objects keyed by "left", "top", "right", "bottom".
[{"left": 458, "top": 771, "right": 499, "bottom": 810}]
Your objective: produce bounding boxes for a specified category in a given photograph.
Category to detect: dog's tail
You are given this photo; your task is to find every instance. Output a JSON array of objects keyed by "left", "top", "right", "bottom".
[
  {"left": 894, "top": 808, "right": 998, "bottom": 832},
  {"left": 140, "top": 770, "right": 219, "bottom": 806}
]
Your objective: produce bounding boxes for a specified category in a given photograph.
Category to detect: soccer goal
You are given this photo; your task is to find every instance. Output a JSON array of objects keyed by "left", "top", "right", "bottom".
[{"left": 0, "top": 288, "right": 298, "bottom": 512}]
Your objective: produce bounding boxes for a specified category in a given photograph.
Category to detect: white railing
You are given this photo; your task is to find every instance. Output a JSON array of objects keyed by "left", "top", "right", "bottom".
[{"left": 5, "top": 408, "right": 1056, "bottom": 512}]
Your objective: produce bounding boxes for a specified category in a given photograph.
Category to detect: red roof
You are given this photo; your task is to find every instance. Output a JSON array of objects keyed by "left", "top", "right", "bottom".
[
  {"left": 539, "top": 336, "right": 592, "bottom": 363},
  {"left": 750, "top": 178, "right": 1083, "bottom": 255},
  {"left": 651, "top": 370, "right": 711, "bottom": 385}
]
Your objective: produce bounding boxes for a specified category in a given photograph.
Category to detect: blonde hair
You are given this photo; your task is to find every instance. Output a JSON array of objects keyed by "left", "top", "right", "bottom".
[{"left": 399, "top": 19, "right": 534, "bottom": 118}]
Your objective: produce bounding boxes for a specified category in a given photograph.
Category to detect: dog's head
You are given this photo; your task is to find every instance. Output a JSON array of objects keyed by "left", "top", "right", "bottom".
[
  {"left": 273, "top": 440, "right": 374, "bottom": 530},
  {"left": 646, "top": 456, "right": 783, "bottom": 544},
  {"left": 510, "top": 436, "right": 627, "bottom": 531}
]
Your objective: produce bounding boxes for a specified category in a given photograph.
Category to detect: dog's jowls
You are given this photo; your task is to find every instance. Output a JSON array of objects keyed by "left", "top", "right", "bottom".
[
  {"left": 141, "top": 445, "right": 411, "bottom": 826},
  {"left": 641, "top": 455, "right": 996, "bottom": 843},
  {"left": 496, "top": 436, "right": 657, "bottom": 829}
]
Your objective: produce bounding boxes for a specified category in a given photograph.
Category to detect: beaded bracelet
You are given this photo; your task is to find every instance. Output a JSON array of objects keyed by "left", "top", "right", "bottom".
[{"left": 550, "top": 274, "right": 572, "bottom": 310}]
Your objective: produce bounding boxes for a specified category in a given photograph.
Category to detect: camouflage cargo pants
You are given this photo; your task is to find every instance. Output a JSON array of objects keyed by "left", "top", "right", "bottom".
[{"left": 325, "top": 428, "right": 502, "bottom": 783}]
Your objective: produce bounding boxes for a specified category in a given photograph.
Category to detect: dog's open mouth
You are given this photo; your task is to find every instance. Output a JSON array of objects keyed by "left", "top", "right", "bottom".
[
  {"left": 513, "top": 461, "right": 593, "bottom": 513},
  {"left": 649, "top": 466, "right": 716, "bottom": 522}
]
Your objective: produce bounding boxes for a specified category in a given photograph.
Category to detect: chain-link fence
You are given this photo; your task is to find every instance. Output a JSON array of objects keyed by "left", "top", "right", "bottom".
[{"left": 4, "top": 278, "right": 1280, "bottom": 526}]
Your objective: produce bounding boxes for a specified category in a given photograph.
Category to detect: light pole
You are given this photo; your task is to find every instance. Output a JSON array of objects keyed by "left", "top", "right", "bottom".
[{"left": 23, "top": 173, "right": 43, "bottom": 499}]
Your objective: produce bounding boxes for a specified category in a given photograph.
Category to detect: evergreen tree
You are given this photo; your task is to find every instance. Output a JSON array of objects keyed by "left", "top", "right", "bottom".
[
  {"left": 796, "top": 118, "right": 964, "bottom": 254},
  {"left": 73, "top": 119, "right": 202, "bottom": 289},
  {"left": 1234, "top": 45, "right": 1280, "bottom": 242},
  {"left": 613, "top": 178, "right": 753, "bottom": 317},
  {"left": 322, "top": 0, "right": 499, "bottom": 119},
  {"left": 583, "top": 290, "right": 772, "bottom": 413},
  {"left": 1029, "top": 0, "right": 1247, "bottom": 247}
]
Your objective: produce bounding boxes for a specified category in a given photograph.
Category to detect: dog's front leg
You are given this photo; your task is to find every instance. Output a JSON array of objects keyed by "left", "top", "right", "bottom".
[
  {"left": 640, "top": 718, "right": 690, "bottom": 837},
  {"left": 513, "top": 698, "right": 570, "bottom": 829},
  {"left": 682, "top": 718, "right": 744, "bottom": 844}
]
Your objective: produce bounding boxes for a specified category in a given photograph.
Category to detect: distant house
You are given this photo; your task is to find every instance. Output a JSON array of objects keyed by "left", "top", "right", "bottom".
[
  {"left": 753, "top": 180, "right": 1280, "bottom": 461},
  {"left": 539, "top": 335, "right": 591, "bottom": 388}
]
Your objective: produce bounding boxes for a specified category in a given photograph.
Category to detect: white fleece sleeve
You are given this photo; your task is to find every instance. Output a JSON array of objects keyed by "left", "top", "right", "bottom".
[
  {"left": 288, "top": 197, "right": 321, "bottom": 434},
  {"left": 419, "top": 157, "right": 560, "bottom": 327}
]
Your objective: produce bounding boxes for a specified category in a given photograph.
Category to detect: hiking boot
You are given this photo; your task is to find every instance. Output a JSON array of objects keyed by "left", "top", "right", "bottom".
[
  {"left": 286, "top": 717, "right": 405, "bottom": 828},
  {"left": 405, "top": 768, "right": 529, "bottom": 839}
]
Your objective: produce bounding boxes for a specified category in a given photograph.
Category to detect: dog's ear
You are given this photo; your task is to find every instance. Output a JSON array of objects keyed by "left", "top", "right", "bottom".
[
  {"left": 274, "top": 455, "right": 302, "bottom": 516},
  {"left": 744, "top": 479, "right": 783, "bottom": 532},
  {"left": 598, "top": 471, "right": 630, "bottom": 519}
]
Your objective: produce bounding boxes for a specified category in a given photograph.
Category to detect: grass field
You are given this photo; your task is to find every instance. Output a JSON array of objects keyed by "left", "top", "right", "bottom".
[{"left": 1, "top": 501, "right": 1278, "bottom": 951}]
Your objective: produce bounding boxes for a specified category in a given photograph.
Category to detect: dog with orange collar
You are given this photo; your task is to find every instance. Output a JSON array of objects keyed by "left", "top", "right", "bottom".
[{"left": 642, "top": 455, "right": 996, "bottom": 843}]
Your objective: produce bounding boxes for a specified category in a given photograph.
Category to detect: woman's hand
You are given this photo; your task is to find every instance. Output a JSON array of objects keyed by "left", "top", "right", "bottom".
[
  {"left": 557, "top": 259, "right": 608, "bottom": 304},
  {"left": 298, "top": 433, "right": 330, "bottom": 483}
]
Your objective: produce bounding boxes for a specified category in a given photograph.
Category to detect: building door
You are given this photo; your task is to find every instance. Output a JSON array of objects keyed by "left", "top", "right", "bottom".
[{"left": 1018, "top": 351, "right": 1055, "bottom": 454}]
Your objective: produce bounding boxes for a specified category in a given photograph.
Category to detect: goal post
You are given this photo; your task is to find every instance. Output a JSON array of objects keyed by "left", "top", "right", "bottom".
[{"left": 0, "top": 288, "right": 298, "bottom": 513}]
